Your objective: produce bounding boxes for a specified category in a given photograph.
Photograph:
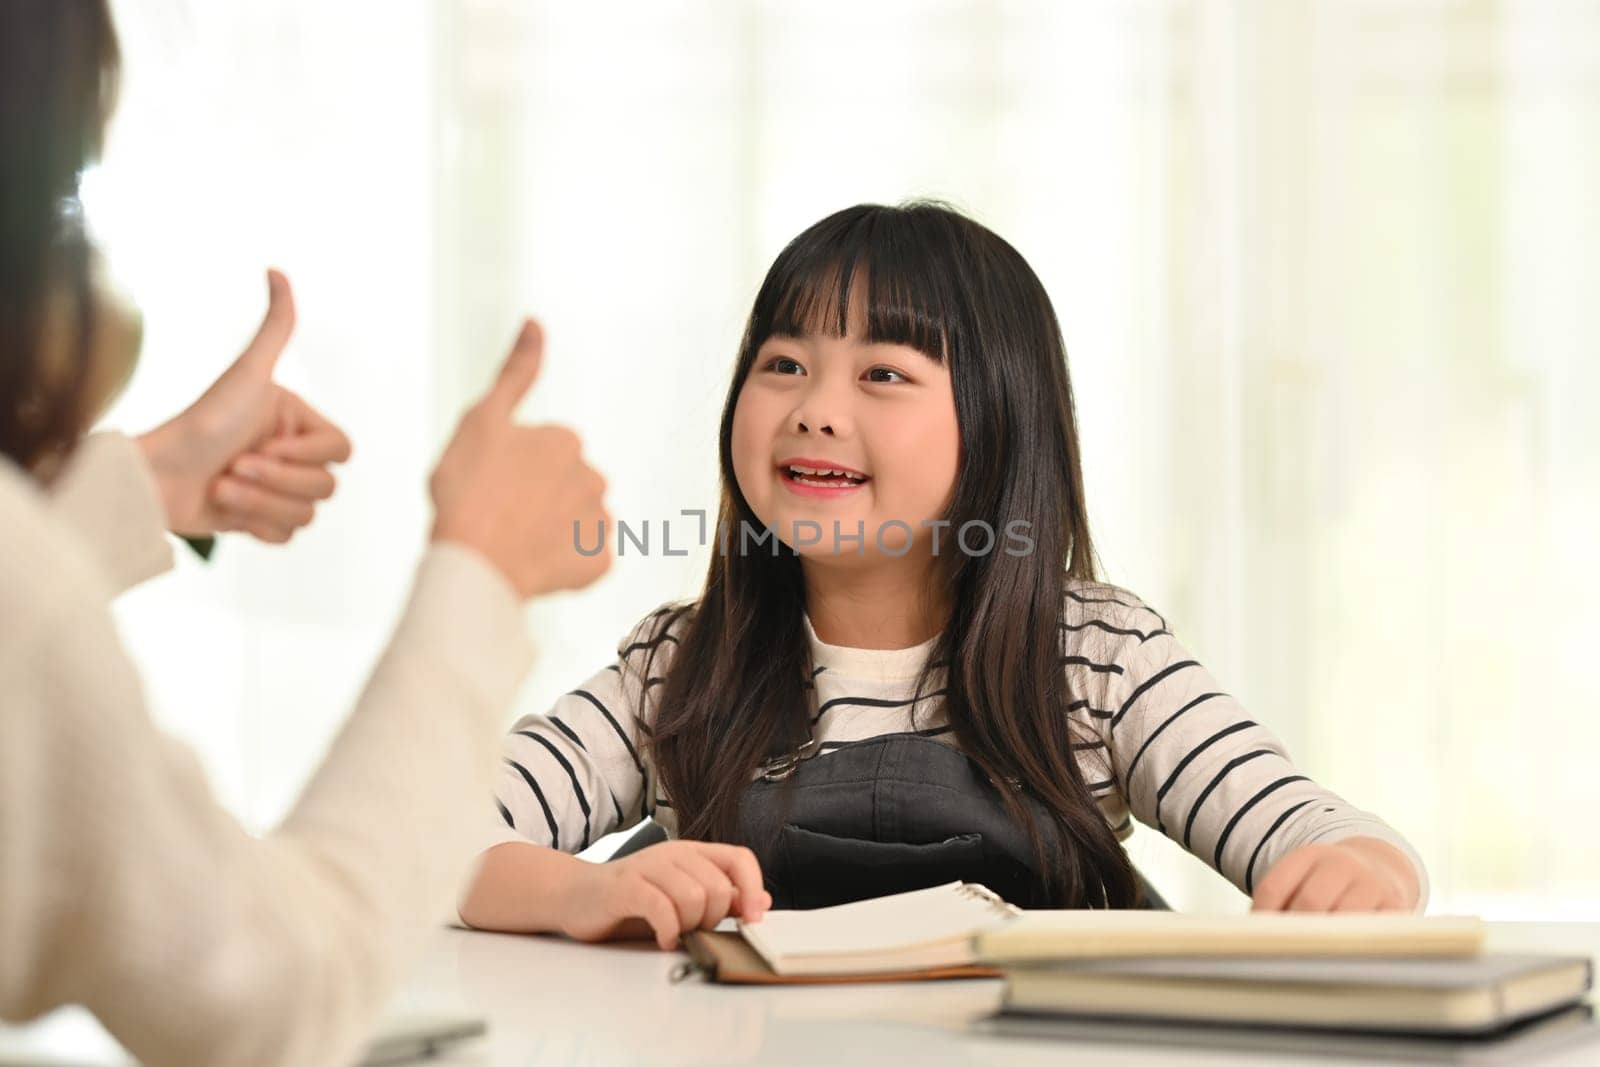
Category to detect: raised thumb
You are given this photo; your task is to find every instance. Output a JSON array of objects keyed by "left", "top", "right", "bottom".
[
  {"left": 232, "top": 268, "right": 297, "bottom": 377},
  {"left": 481, "top": 318, "right": 545, "bottom": 418}
]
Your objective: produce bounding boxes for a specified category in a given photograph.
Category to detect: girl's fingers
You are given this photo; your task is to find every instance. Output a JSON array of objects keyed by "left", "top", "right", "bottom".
[
  {"left": 645, "top": 863, "right": 709, "bottom": 934},
  {"left": 232, "top": 454, "right": 337, "bottom": 501},
  {"left": 212, "top": 476, "right": 316, "bottom": 530},
  {"left": 1330, "top": 880, "right": 1388, "bottom": 912},
  {"left": 698, "top": 843, "right": 768, "bottom": 921},
  {"left": 627, "top": 880, "right": 684, "bottom": 952},
  {"left": 672, "top": 854, "right": 737, "bottom": 930},
  {"left": 1251, "top": 848, "right": 1321, "bottom": 912},
  {"left": 1283, "top": 862, "right": 1359, "bottom": 913}
]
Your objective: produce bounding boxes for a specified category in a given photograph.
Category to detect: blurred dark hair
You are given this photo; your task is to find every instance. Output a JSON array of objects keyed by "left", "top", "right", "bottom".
[
  {"left": 0, "top": 0, "right": 120, "bottom": 469},
  {"left": 643, "top": 201, "right": 1142, "bottom": 908}
]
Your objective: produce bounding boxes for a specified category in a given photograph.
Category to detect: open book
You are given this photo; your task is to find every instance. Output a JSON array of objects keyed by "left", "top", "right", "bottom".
[
  {"left": 736, "top": 881, "right": 1019, "bottom": 978},
  {"left": 681, "top": 881, "right": 1487, "bottom": 983}
]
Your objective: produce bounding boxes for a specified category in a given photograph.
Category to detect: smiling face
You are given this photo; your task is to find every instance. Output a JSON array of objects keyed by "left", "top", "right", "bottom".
[{"left": 730, "top": 318, "right": 961, "bottom": 563}]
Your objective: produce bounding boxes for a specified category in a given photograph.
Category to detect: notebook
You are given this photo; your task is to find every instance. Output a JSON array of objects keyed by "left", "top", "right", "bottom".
[
  {"left": 733, "top": 881, "right": 1018, "bottom": 978},
  {"left": 706, "top": 881, "right": 1486, "bottom": 981},
  {"left": 1000, "top": 954, "right": 1593, "bottom": 1033}
]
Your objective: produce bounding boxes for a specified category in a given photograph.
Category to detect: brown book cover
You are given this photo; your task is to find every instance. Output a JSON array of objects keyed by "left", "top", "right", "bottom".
[{"left": 678, "top": 929, "right": 1001, "bottom": 985}]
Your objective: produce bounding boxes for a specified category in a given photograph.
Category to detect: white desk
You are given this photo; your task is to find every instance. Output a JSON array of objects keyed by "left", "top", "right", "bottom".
[
  {"left": 4, "top": 923, "right": 1598, "bottom": 1066},
  {"left": 388, "top": 922, "right": 1600, "bottom": 1067}
]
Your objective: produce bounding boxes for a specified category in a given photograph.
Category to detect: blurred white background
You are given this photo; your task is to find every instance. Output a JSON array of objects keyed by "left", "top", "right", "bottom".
[{"left": 88, "top": 0, "right": 1599, "bottom": 918}]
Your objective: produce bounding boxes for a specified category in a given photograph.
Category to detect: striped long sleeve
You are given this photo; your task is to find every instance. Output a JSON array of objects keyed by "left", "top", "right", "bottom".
[
  {"left": 1064, "top": 587, "right": 1429, "bottom": 904},
  {"left": 489, "top": 610, "right": 681, "bottom": 852}
]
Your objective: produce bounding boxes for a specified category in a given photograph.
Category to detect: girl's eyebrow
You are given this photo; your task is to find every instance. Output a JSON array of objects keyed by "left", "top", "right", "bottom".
[
  {"left": 760, "top": 334, "right": 940, "bottom": 364},
  {"left": 860, "top": 339, "right": 941, "bottom": 362}
]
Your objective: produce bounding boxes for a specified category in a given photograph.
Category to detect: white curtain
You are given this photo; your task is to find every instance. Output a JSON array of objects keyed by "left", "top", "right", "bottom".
[{"left": 93, "top": 0, "right": 1599, "bottom": 917}]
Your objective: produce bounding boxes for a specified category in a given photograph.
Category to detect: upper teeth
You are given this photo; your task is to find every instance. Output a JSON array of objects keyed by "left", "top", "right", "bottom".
[{"left": 789, "top": 465, "right": 865, "bottom": 480}]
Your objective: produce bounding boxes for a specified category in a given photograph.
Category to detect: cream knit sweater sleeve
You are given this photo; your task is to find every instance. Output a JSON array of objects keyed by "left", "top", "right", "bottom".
[
  {"left": 41, "top": 433, "right": 176, "bottom": 592},
  {"left": 0, "top": 435, "right": 534, "bottom": 1067}
]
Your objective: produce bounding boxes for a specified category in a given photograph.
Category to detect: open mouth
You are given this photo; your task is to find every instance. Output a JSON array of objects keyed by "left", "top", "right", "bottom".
[{"left": 779, "top": 463, "right": 871, "bottom": 489}]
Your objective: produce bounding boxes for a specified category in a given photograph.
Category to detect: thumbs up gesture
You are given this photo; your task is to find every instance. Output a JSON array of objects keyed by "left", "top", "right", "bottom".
[
  {"left": 428, "top": 319, "right": 612, "bottom": 598},
  {"left": 136, "top": 270, "right": 352, "bottom": 542}
]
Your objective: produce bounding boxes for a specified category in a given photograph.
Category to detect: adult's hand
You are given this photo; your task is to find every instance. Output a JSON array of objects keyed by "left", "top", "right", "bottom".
[
  {"left": 429, "top": 319, "right": 612, "bottom": 598},
  {"left": 136, "top": 270, "right": 351, "bottom": 543}
]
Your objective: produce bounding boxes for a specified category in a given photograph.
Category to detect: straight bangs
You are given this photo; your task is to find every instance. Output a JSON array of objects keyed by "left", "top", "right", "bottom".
[{"left": 752, "top": 204, "right": 970, "bottom": 365}]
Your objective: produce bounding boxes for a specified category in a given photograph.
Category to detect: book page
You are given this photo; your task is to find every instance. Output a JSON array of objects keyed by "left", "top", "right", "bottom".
[{"left": 740, "top": 882, "right": 1013, "bottom": 961}]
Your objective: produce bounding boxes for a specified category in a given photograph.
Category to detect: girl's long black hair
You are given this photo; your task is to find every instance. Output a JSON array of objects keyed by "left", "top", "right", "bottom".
[{"left": 644, "top": 201, "right": 1140, "bottom": 908}]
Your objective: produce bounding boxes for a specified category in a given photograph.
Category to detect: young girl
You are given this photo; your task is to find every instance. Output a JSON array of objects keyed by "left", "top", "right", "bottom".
[{"left": 459, "top": 202, "right": 1427, "bottom": 948}]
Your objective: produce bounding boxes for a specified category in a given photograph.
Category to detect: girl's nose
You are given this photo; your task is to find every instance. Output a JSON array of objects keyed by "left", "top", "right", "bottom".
[
  {"left": 792, "top": 390, "right": 853, "bottom": 438},
  {"left": 794, "top": 410, "right": 855, "bottom": 437}
]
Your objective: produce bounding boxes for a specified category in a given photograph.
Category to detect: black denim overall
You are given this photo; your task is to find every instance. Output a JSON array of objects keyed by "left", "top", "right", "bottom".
[
  {"left": 732, "top": 732, "right": 1071, "bottom": 910},
  {"left": 607, "top": 732, "right": 1169, "bottom": 908}
]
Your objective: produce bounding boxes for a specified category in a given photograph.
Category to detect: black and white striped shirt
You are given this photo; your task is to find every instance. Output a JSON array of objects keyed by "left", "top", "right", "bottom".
[{"left": 484, "top": 583, "right": 1427, "bottom": 901}]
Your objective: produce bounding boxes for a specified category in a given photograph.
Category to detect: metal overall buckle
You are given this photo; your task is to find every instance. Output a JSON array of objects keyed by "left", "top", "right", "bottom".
[{"left": 759, "top": 738, "right": 820, "bottom": 782}]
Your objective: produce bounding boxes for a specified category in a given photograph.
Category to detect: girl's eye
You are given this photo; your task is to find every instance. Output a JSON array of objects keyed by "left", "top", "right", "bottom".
[
  {"left": 864, "top": 367, "right": 908, "bottom": 384},
  {"left": 765, "top": 357, "right": 805, "bottom": 375}
]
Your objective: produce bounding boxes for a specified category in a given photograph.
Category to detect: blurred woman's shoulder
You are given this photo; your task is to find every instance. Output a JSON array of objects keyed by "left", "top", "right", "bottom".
[{"left": 0, "top": 456, "right": 111, "bottom": 632}]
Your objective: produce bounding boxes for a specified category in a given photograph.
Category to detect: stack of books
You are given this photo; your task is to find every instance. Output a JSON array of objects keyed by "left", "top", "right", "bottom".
[
  {"left": 976, "top": 907, "right": 1593, "bottom": 1060},
  {"left": 682, "top": 881, "right": 1597, "bottom": 1059}
]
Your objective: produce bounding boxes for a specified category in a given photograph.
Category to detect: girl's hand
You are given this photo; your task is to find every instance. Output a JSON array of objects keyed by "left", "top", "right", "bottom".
[
  {"left": 1251, "top": 837, "right": 1420, "bottom": 913},
  {"left": 136, "top": 270, "right": 352, "bottom": 542},
  {"left": 557, "top": 841, "right": 772, "bottom": 950}
]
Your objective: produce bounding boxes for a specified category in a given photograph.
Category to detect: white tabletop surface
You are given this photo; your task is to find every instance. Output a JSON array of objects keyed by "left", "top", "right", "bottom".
[{"left": 3, "top": 922, "right": 1597, "bottom": 1066}]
